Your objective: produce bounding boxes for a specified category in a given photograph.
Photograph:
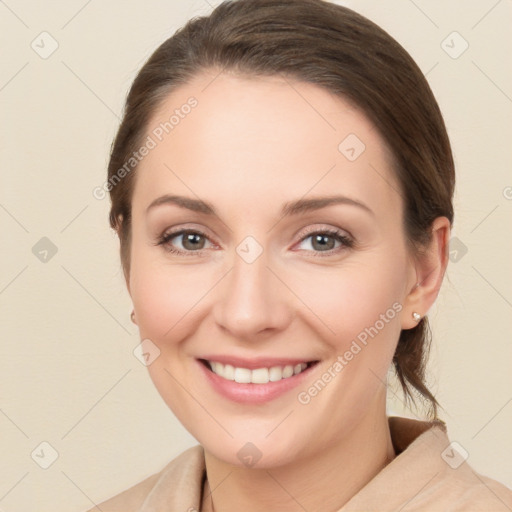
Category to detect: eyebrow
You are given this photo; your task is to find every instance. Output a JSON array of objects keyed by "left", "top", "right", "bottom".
[{"left": 146, "top": 194, "right": 374, "bottom": 217}]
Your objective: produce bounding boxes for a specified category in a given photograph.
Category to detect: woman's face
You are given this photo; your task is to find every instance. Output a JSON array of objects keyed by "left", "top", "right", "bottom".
[{"left": 128, "top": 72, "right": 420, "bottom": 468}]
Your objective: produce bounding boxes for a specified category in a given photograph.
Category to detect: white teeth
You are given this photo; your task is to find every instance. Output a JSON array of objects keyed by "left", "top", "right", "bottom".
[
  {"left": 224, "top": 364, "right": 235, "bottom": 380},
  {"left": 282, "top": 365, "right": 294, "bottom": 378},
  {"left": 234, "top": 367, "right": 252, "bottom": 383},
  {"left": 269, "top": 366, "right": 283, "bottom": 382},
  {"left": 251, "top": 368, "right": 269, "bottom": 384},
  {"left": 208, "top": 361, "right": 309, "bottom": 383}
]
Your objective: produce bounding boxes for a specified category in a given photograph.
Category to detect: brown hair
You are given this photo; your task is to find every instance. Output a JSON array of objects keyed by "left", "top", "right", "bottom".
[{"left": 107, "top": 0, "right": 454, "bottom": 418}]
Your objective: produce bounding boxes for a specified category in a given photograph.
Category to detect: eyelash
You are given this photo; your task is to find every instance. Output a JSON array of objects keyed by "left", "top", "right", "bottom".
[{"left": 155, "top": 227, "right": 354, "bottom": 258}]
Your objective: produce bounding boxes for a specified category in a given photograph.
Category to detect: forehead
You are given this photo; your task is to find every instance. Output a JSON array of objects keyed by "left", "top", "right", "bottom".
[{"left": 132, "top": 71, "right": 401, "bottom": 219}]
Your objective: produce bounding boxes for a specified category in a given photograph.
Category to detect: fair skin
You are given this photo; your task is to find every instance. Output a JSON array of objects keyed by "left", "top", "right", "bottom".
[{"left": 125, "top": 71, "right": 450, "bottom": 512}]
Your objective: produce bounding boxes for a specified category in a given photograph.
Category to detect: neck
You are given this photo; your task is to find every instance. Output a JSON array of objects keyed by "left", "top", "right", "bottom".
[{"left": 201, "top": 394, "right": 395, "bottom": 512}]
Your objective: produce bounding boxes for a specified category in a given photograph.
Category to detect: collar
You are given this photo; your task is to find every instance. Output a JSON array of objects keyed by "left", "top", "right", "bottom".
[{"left": 139, "top": 416, "right": 449, "bottom": 511}]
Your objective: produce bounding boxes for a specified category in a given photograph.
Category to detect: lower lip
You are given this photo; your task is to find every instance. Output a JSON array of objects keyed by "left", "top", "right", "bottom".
[{"left": 197, "top": 360, "right": 317, "bottom": 404}]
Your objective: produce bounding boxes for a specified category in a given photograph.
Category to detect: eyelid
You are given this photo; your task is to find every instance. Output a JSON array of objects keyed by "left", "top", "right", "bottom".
[
  {"left": 157, "top": 223, "right": 218, "bottom": 244},
  {"left": 294, "top": 224, "right": 353, "bottom": 241}
]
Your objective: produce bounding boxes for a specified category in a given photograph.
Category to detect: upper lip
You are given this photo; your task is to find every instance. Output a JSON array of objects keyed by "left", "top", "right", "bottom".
[{"left": 198, "top": 355, "right": 318, "bottom": 370}]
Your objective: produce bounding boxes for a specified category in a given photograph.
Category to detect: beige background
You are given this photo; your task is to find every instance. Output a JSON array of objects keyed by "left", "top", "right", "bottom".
[{"left": 0, "top": 0, "right": 511, "bottom": 510}]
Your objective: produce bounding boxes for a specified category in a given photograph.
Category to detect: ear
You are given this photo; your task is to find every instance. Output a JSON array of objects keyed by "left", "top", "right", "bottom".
[
  {"left": 401, "top": 216, "right": 451, "bottom": 330},
  {"left": 124, "top": 266, "right": 131, "bottom": 297},
  {"left": 114, "top": 213, "right": 132, "bottom": 296}
]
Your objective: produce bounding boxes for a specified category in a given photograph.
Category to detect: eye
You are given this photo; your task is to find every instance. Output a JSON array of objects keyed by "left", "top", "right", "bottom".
[
  {"left": 156, "top": 229, "right": 214, "bottom": 256},
  {"left": 295, "top": 228, "right": 353, "bottom": 256},
  {"left": 155, "top": 227, "right": 354, "bottom": 257}
]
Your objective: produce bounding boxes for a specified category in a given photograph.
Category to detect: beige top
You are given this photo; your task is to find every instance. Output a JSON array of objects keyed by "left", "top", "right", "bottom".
[{"left": 87, "top": 417, "right": 512, "bottom": 511}]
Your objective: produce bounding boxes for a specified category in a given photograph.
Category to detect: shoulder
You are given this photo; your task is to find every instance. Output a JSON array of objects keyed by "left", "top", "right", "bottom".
[
  {"left": 84, "top": 471, "right": 161, "bottom": 512},
  {"left": 430, "top": 457, "right": 512, "bottom": 511},
  {"left": 391, "top": 417, "right": 512, "bottom": 511},
  {"left": 84, "top": 445, "right": 205, "bottom": 512},
  {"left": 346, "top": 417, "right": 512, "bottom": 511}
]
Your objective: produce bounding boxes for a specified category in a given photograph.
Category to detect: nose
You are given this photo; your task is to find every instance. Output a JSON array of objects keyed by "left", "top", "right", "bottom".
[{"left": 212, "top": 246, "right": 292, "bottom": 341}]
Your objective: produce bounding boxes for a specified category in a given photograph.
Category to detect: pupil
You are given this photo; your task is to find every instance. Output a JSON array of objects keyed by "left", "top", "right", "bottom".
[
  {"left": 184, "top": 233, "right": 204, "bottom": 250},
  {"left": 314, "top": 234, "right": 334, "bottom": 251}
]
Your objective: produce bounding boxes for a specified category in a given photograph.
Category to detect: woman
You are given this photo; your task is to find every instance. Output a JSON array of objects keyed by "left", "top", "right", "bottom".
[{"left": 88, "top": 0, "right": 512, "bottom": 510}]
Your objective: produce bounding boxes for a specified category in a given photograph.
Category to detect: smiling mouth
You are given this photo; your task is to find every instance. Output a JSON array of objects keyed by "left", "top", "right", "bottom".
[{"left": 200, "top": 359, "right": 318, "bottom": 384}]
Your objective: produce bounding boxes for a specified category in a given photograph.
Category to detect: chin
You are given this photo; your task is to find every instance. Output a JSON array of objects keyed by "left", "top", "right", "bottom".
[{"left": 201, "top": 434, "right": 305, "bottom": 470}]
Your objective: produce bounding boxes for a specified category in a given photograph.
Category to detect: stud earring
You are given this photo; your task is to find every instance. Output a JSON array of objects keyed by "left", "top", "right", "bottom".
[
  {"left": 412, "top": 312, "right": 421, "bottom": 322},
  {"left": 130, "top": 310, "right": 136, "bottom": 324}
]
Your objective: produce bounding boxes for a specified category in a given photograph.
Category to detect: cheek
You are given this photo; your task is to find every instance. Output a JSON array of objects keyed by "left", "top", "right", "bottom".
[
  {"left": 291, "top": 257, "right": 406, "bottom": 349},
  {"left": 129, "top": 245, "right": 222, "bottom": 344},
  {"left": 130, "top": 236, "right": 408, "bottom": 350},
  {"left": 291, "top": 262, "right": 405, "bottom": 428},
  {"left": 131, "top": 267, "right": 191, "bottom": 340}
]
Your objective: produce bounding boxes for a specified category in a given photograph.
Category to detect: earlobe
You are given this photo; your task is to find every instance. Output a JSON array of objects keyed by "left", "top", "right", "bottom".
[{"left": 401, "top": 217, "right": 451, "bottom": 330}]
